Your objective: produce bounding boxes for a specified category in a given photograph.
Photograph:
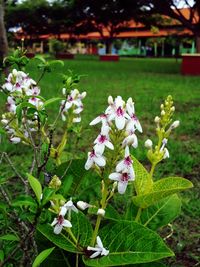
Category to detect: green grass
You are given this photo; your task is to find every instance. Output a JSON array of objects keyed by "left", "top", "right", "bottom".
[{"left": 0, "top": 55, "right": 199, "bottom": 266}]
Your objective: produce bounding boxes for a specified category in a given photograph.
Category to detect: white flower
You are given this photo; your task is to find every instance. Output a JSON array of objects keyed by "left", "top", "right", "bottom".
[
  {"left": 170, "top": 120, "right": 180, "bottom": 129},
  {"left": 97, "top": 208, "right": 105, "bottom": 217},
  {"left": 160, "top": 138, "right": 169, "bottom": 159},
  {"left": 28, "top": 97, "right": 43, "bottom": 110},
  {"left": 116, "top": 146, "right": 135, "bottom": 179},
  {"left": 51, "top": 215, "right": 72, "bottom": 235},
  {"left": 10, "top": 137, "right": 21, "bottom": 144},
  {"left": 87, "top": 236, "right": 109, "bottom": 258},
  {"left": 60, "top": 199, "right": 78, "bottom": 216},
  {"left": 89, "top": 113, "right": 108, "bottom": 126},
  {"left": 94, "top": 124, "right": 114, "bottom": 154},
  {"left": 85, "top": 149, "right": 106, "bottom": 170},
  {"left": 108, "top": 96, "right": 127, "bottom": 130},
  {"left": 7, "top": 96, "right": 16, "bottom": 113},
  {"left": 126, "top": 98, "right": 142, "bottom": 133},
  {"left": 163, "top": 148, "right": 170, "bottom": 159},
  {"left": 122, "top": 131, "right": 138, "bottom": 148},
  {"left": 144, "top": 139, "right": 153, "bottom": 149},
  {"left": 109, "top": 170, "right": 134, "bottom": 194},
  {"left": 77, "top": 201, "right": 92, "bottom": 210}
]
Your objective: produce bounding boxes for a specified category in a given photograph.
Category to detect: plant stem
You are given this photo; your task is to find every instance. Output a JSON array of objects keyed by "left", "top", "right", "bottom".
[
  {"left": 135, "top": 207, "right": 142, "bottom": 223},
  {"left": 91, "top": 214, "right": 102, "bottom": 246},
  {"left": 76, "top": 253, "right": 79, "bottom": 267},
  {"left": 67, "top": 228, "right": 78, "bottom": 245}
]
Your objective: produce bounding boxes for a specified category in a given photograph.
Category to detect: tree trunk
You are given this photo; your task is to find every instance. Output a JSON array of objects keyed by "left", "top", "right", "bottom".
[
  {"left": 0, "top": 0, "right": 8, "bottom": 68},
  {"left": 105, "top": 39, "right": 112, "bottom": 54},
  {"left": 196, "top": 35, "right": 200, "bottom": 53}
]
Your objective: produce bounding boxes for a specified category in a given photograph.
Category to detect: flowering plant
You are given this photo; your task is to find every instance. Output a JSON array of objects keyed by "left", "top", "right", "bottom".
[{"left": 0, "top": 50, "right": 193, "bottom": 267}]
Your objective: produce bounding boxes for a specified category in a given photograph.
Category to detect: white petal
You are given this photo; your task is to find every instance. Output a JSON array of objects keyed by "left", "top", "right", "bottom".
[
  {"left": 109, "top": 173, "right": 121, "bottom": 181},
  {"left": 90, "top": 116, "right": 101, "bottom": 126},
  {"left": 116, "top": 161, "right": 125, "bottom": 173},
  {"left": 71, "top": 205, "right": 79, "bottom": 213},
  {"left": 131, "top": 134, "right": 138, "bottom": 148},
  {"left": 94, "top": 156, "right": 106, "bottom": 167},
  {"left": 87, "top": 246, "right": 101, "bottom": 252},
  {"left": 59, "top": 206, "right": 67, "bottom": 216},
  {"left": 125, "top": 146, "right": 130, "bottom": 157},
  {"left": 96, "top": 236, "right": 103, "bottom": 249},
  {"left": 115, "top": 116, "right": 125, "bottom": 130},
  {"left": 129, "top": 166, "right": 135, "bottom": 180},
  {"left": 62, "top": 219, "right": 72, "bottom": 228},
  {"left": 85, "top": 157, "right": 94, "bottom": 170},
  {"left": 101, "top": 124, "right": 110, "bottom": 136},
  {"left": 51, "top": 218, "right": 58, "bottom": 227},
  {"left": 101, "top": 248, "right": 109, "bottom": 256},
  {"left": 118, "top": 181, "right": 128, "bottom": 194},
  {"left": 105, "top": 141, "right": 114, "bottom": 150},
  {"left": 90, "top": 251, "right": 101, "bottom": 259},
  {"left": 54, "top": 224, "right": 63, "bottom": 234},
  {"left": 94, "top": 144, "right": 105, "bottom": 155},
  {"left": 136, "top": 120, "right": 143, "bottom": 133}
]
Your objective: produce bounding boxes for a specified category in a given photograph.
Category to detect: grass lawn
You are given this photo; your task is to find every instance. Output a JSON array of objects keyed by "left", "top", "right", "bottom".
[{"left": 0, "top": 56, "right": 199, "bottom": 266}]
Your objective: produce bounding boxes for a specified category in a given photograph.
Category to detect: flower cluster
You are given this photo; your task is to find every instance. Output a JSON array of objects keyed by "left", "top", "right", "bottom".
[
  {"left": 1, "top": 69, "right": 44, "bottom": 144},
  {"left": 85, "top": 96, "right": 142, "bottom": 194},
  {"left": 144, "top": 95, "right": 180, "bottom": 163},
  {"left": 61, "top": 88, "right": 86, "bottom": 123},
  {"left": 51, "top": 198, "right": 78, "bottom": 235}
]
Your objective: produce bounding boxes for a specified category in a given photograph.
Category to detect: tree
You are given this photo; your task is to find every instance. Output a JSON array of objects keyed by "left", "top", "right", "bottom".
[
  {"left": 135, "top": 0, "right": 200, "bottom": 53},
  {"left": 74, "top": 0, "right": 136, "bottom": 54},
  {"left": 0, "top": 0, "right": 8, "bottom": 67}
]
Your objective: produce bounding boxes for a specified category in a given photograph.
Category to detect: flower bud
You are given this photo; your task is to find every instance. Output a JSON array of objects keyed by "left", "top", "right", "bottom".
[
  {"left": 145, "top": 139, "right": 153, "bottom": 149},
  {"left": 77, "top": 201, "right": 91, "bottom": 210},
  {"left": 97, "top": 208, "right": 105, "bottom": 217},
  {"left": 161, "top": 110, "right": 165, "bottom": 116},
  {"left": 171, "top": 120, "right": 180, "bottom": 129},
  {"left": 81, "top": 91, "right": 87, "bottom": 98},
  {"left": 62, "top": 88, "right": 66, "bottom": 95},
  {"left": 171, "top": 106, "right": 175, "bottom": 112},
  {"left": 160, "top": 104, "right": 164, "bottom": 110},
  {"left": 1, "top": 119, "right": 8, "bottom": 125},
  {"left": 154, "top": 116, "right": 160, "bottom": 123},
  {"left": 108, "top": 95, "right": 113, "bottom": 105},
  {"left": 49, "top": 175, "right": 61, "bottom": 190}
]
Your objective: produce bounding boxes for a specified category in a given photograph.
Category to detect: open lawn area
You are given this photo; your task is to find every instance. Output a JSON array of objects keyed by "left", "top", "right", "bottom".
[{"left": 0, "top": 56, "right": 199, "bottom": 266}]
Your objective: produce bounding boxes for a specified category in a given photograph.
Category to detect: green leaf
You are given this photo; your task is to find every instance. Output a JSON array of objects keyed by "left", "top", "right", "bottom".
[
  {"left": 37, "top": 224, "right": 76, "bottom": 253},
  {"left": 43, "top": 97, "right": 65, "bottom": 108},
  {"left": 133, "top": 177, "right": 193, "bottom": 208},
  {"left": 0, "top": 176, "right": 7, "bottom": 185},
  {"left": 83, "top": 220, "right": 173, "bottom": 266},
  {"left": 34, "top": 55, "right": 46, "bottom": 64},
  {"left": 49, "top": 60, "right": 64, "bottom": 67},
  {"left": 0, "top": 234, "right": 19, "bottom": 242},
  {"left": 38, "top": 212, "right": 92, "bottom": 253},
  {"left": 59, "top": 175, "right": 73, "bottom": 197},
  {"left": 132, "top": 156, "right": 152, "bottom": 195},
  {"left": 41, "top": 188, "right": 55, "bottom": 206},
  {"left": 12, "top": 195, "right": 37, "bottom": 207},
  {"left": 32, "top": 247, "right": 55, "bottom": 267},
  {"left": 0, "top": 250, "right": 4, "bottom": 261},
  {"left": 141, "top": 194, "right": 181, "bottom": 230},
  {"left": 27, "top": 173, "right": 42, "bottom": 203}
]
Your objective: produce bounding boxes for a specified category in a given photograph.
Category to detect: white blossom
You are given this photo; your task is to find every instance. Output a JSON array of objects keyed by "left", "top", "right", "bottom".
[
  {"left": 51, "top": 215, "right": 72, "bottom": 235},
  {"left": 85, "top": 149, "right": 106, "bottom": 170},
  {"left": 109, "top": 169, "right": 135, "bottom": 194},
  {"left": 60, "top": 199, "right": 78, "bottom": 216},
  {"left": 77, "top": 201, "right": 92, "bottom": 210},
  {"left": 97, "top": 208, "right": 105, "bottom": 217},
  {"left": 87, "top": 236, "right": 109, "bottom": 258}
]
